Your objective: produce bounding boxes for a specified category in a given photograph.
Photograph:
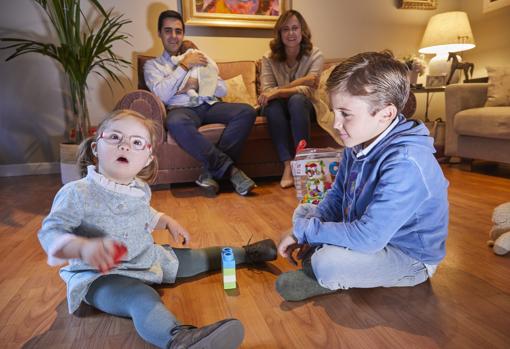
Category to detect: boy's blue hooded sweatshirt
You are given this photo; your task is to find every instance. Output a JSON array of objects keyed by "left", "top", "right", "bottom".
[{"left": 293, "top": 115, "right": 449, "bottom": 265}]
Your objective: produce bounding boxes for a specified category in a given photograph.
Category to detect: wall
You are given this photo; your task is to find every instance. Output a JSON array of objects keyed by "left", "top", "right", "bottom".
[
  {"left": 1, "top": 0, "right": 508, "bottom": 172},
  {"left": 461, "top": 0, "right": 510, "bottom": 77}
]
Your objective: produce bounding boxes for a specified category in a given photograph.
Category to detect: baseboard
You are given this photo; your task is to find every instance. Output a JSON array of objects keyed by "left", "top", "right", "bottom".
[{"left": 0, "top": 162, "right": 60, "bottom": 177}]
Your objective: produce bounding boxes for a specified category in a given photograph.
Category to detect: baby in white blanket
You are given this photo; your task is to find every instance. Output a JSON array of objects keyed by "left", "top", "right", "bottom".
[{"left": 171, "top": 41, "right": 219, "bottom": 100}]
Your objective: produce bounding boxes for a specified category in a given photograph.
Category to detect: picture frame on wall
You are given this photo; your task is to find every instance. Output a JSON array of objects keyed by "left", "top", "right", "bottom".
[
  {"left": 483, "top": 0, "right": 510, "bottom": 13},
  {"left": 181, "top": 0, "right": 292, "bottom": 29},
  {"left": 426, "top": 75, "right": 447, "bottom": 87},
  {"left": 397, "top": 0, "right": 437, "bottom": 10}
]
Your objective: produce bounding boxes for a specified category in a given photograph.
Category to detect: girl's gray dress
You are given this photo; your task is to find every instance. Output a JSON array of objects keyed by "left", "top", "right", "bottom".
[{"left": 38, "top": 166, "right": 179, "bottom": 313}]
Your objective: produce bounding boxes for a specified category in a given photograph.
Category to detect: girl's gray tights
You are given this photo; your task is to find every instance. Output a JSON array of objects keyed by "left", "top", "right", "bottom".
[{"left": 84, "top": 246, "right": 246, "bottom": 348}]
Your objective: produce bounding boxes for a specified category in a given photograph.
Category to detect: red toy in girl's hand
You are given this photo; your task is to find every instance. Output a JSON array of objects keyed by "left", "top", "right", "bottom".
[
  {"left": 100, "top": 242, "right": 127, "bottom": 274},
  {"left": 113, "top": 242, "right": 127, "bottom": 264}
]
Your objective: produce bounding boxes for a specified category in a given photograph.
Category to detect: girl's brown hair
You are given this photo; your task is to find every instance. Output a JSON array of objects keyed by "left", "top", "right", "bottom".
[
  {"left": 269, "top": 10, "right": 313, "bottom": 62},
  {"left": 77, "top": 109, "right": 160, "bottom": 183},
  {"left": 326, "top": 50, "right": 410, "bottom": 115}
]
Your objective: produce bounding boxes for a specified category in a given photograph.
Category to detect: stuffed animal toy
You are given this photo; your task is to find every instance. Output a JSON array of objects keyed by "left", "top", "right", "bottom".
[{"left": 487, "top": 202, "right": 510, "bottom": 256}]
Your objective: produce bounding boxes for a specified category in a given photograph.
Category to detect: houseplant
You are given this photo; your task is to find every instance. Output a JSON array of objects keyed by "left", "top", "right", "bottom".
[
  {"left": 403, "top": 54, "right": 427, "bottom": 86},
  {"left": 0, "top": 0, "right": 131, "bottom": 182}
]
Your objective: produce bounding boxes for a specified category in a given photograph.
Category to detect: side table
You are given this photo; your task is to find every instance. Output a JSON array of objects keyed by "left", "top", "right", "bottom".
[
  {"left": 411, "top": 86, "right": 447, "bottom": 161},
  {"left": 411, "top": 86, "right": 445, "bottom": 122}
]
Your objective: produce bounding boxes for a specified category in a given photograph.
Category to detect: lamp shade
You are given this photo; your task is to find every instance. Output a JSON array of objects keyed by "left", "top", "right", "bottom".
[{"left": 419, "top": 11, "right": 475, "bottom": 54}]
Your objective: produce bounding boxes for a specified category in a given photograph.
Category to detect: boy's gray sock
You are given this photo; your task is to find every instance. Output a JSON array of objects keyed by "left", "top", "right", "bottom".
[{"left": 275, "top": 269, "right": 336, "bottom": 301}]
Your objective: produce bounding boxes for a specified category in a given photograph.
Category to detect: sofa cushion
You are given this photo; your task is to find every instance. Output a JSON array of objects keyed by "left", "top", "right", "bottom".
[
  {"left": 217, "top": 61, "right": 257, "bottom": 104},
  {"left": 312, "top": 64, "right": 345, "bottom": 145},
  {"left": 485, "top": 66, "right": 510, "bottom": 107},
  {"left": 454, "top": 107, "right": 510, "bottom": 140},
  {"left": 222, "top": 74, "right": 257, "bottom": 106},
  {"left": 166, "top": 117, "right": 271, "bottom": 145},
  {"left": 138, "top": 55, "right": 154, "bottom": 91},
  {"left": 324, "top": 58, "right": 344, "bottom": 70}
]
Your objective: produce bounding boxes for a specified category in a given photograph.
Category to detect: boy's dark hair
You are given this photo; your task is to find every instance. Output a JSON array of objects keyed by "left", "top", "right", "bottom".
[
  {"left": 269, "top": 10, "right": 313, "bottom": 62},
  {"left": 326, "top": 50, "right": 410, "bottom": 115},
  {"left": 77, "top": 109, "right": 160, "bottom": 184},
  {"left": 158, "top": 10, "right": 185, "bottom": 33}
]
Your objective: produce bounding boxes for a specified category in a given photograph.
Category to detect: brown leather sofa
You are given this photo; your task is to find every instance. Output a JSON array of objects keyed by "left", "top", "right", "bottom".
[
  {"left": 116, "top": 56, "right": 341, "bottom": 185},
  {"left": 445, "top": 83, "right": 510, "bottom": 164}
]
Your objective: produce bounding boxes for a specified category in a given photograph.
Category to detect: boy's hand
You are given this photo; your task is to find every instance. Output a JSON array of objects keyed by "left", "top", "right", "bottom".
[
  {"left": 79, "top": 238, "right": 118, "bottom": 273},
  {"left": 278, "top": 232, "right": 308, "bottom": 265},
  {"left": 165, "top": 217, "right": 191, "bottom": 245}
]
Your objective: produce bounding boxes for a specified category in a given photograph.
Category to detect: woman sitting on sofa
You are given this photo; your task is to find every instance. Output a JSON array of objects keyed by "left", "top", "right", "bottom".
[{"left": 259, "top": 9, "right": 324, "bottom": 188}]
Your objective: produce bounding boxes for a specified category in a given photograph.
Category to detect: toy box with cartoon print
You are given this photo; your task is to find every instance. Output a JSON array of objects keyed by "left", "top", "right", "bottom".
[{"left": 291, "top": 148, "right": 343, "bottom": 204}]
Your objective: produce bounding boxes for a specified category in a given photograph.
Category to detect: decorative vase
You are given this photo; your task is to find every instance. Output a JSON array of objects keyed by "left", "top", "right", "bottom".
[{"left": 59, "top": 143, "right": 81, "bottom": 184}]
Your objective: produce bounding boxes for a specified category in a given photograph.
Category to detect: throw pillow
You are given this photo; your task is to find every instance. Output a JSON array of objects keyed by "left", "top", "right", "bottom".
[
  {"left": 222, "top": 74, "right": 257, "bottom": 107},
  {"left": 313, "top": 65, "right": 343, "bottom": 145},
  {"left": 485, "top": 66, "right": 510, "bottom": 107}
]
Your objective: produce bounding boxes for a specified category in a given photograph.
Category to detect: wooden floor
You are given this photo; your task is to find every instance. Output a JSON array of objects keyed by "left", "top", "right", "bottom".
[{"left": 1, "top": 164, "right": 510, "bottom": 349}]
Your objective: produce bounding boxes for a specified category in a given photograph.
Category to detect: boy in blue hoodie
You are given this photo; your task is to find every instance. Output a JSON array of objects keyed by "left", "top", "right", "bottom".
[{"left": 276, "top": 51, "right": 449, "bottom": 301}]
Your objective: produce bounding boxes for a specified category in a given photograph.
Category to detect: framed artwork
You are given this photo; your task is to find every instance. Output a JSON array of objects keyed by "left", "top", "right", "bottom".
[
  {"left": 483, "top": 0, "right": 510, "bottom": 13},
  {"left": 397, "top": 0, "right": 437, "bottom": 10},
  {"left": 181, "top": 0, "right": 291, "bottom": 29},
  {"left": 426, "top": 75, "right": 447, "bottom": 87}
]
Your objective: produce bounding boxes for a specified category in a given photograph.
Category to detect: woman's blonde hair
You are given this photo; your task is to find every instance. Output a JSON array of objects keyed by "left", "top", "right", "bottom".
[
  {"left": 326, "top": 50, "right": 410, "bottom": 115},
  {"left": 77, "top": 109, "right": 160, "bottom": 183},
  {"left": 269, "top": 10, "right": 313, "bottom": 62}
]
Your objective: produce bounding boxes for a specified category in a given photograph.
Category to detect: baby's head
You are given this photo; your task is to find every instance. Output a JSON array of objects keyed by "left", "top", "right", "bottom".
[
  {"left": 178, "top": 40, "right": 198, "bottom": 55},
  {"left": 326, "top": 50, "right": 409, "bottom": 148},
  {"left": 77, "top": 109, "right": 160, "bottom": 184}
]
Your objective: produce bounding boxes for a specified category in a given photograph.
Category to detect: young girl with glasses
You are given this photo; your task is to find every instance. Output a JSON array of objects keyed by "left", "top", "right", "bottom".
[{"left": 38, "top": 109, "right": 277, "bottom": 349}]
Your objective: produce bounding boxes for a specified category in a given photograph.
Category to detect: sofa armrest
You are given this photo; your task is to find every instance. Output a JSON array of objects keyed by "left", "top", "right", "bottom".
[
  {"left": 445, "top": 83, "right": 489, "bottom": 156},
  {"left": 115, "top": 90, "right": 167, "bottom": 145}
]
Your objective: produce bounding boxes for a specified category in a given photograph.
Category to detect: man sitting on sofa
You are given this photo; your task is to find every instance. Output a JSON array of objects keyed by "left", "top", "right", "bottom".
[{"left": 144, "top": 10, "right": 257, "bottom": 196}]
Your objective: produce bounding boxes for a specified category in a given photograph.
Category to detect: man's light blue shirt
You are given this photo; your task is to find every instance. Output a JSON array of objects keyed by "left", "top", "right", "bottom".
[{"left": 144, "top": 50, "right": 227, "bottom": 108}]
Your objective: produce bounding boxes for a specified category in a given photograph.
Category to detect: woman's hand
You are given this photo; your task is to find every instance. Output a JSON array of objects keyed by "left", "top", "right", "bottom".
[
  {"left": 258, "top": 89, "right": 279, "bottom": 107},
  {"left": 164, "top": 216, "right": 191, "bottom": 245},
  {"left": 298, "top": 74, "right": 319, "bottom": 89},
  {"left": 79, "top": 238, "right": 116, "bottom": 273}
]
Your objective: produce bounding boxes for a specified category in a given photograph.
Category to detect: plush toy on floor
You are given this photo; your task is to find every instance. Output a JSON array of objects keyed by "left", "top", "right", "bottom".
[{"left": 488, "top": 202, "right": 510, "bottom": 256}]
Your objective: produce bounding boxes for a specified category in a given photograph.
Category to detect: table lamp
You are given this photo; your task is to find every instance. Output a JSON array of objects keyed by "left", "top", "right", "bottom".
[{"left": 419, "top": 11, "right": 475, "bottom": 81}]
